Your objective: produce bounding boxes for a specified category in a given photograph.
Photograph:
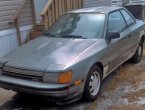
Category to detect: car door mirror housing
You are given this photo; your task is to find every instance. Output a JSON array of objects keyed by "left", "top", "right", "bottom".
[{"left": 107, "top": 32, "right": 120, "bottom": 39}]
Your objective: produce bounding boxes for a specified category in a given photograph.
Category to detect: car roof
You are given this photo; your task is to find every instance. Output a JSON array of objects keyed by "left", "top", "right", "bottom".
[{"left": 68, "top": 6, "right": 123, "bottom": 14}]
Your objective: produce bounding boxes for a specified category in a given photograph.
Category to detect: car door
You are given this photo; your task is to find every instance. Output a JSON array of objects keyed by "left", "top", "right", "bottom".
[
  {"left": 107, "top": 10, "right": 131, "bottom": 73},
  {"left": 120, "top": 9, "right": 138, "bottom": 55}
]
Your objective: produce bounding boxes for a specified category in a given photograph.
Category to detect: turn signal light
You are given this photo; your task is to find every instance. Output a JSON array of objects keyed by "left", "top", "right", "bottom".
[
  {"left": 74, "top": 80, "right": 82, "bottom": 86},
  {"left": 58, "top": 71, "right": 72, "bottom": 84}
]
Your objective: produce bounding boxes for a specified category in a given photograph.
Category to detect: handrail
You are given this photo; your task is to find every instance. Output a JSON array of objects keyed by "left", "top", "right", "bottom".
[
  {"left": 40, "top": 0, "right": 83, "bottom": 31},
  {"left": 9, "top": 0, "right": 26, "bottom": 46},
  {"left": 9, "top": 0, "right": 26, "bottom": 24},
  {"left": 40, "top": 0, "right": 54, "bottom": 16}
]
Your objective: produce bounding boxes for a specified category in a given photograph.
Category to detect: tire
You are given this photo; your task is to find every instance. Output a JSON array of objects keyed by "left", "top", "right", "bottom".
[
  {"left": 130, "top": 40, "right": 143, "bottom": 63},
  {"left": 83, "top": 65, "right": 102, "bottom": 102}
]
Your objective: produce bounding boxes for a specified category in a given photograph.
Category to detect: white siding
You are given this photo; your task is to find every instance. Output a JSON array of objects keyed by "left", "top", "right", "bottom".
[
  {"left": 0, "top": 25, "right": 32, "bottom": 58},
  {"left": 0, "top": 0, "right": 33, "bottom": 31},
  {"left": 129, "top": 0, "right": 145, "bottom": 4},
  {"left": 112, "top": 0, "right": 123, "bottom": 6},
  {"left": 84, "top": 0, "right": 112, "bottom": 8}
]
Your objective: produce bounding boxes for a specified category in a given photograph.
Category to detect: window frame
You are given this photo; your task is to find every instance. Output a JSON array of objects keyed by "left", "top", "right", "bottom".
[
  {"left": 120, "top": 9, "right": 136, "bottom": 28},
  {"left": 107, "top": 9, "right": 128, "bottom": 34}
]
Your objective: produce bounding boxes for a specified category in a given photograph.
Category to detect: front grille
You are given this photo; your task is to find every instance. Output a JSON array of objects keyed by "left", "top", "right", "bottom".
[{"left": 2, "top": 71, "right": 43, "bottom": 82}]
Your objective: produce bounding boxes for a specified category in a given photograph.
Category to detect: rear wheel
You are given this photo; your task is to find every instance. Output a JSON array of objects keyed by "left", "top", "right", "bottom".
[
  {"left": 83, "top": 66, "right": 102, "bottom": 101},
  {"left": 130, "top": 40, "right": 143, "bottom": 63}
]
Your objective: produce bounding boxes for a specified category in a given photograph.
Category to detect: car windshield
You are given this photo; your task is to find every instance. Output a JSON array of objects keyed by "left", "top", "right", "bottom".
[{"left": 46, "top": 13, "right": 105, "bottom": 39}]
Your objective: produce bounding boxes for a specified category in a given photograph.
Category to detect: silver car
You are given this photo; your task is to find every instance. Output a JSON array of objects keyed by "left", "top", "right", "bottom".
[{"left": 0, "top": 7, "right": 145, "bottom": 104}]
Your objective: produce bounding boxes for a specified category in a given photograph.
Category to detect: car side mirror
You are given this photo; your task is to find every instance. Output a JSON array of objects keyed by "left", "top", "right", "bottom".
[{"left": 107, "top": 32, "right": 120, "bottom": 39}]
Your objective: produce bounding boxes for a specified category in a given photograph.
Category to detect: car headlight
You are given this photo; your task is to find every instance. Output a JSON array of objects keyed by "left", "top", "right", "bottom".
[
  {"left": 43, "top": 71, "right": 73, "bottom": 84},
  {"left": 43, "top": 73, "right": 59, "bottom": 83},
  {"left": 58, "top": 71, "right": 72, "bottom": 84}
]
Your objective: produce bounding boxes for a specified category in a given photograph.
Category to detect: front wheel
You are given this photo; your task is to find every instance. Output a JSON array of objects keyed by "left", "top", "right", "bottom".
[
  {"left": 130, "top": 40, "right": 143, "bottom": 63},
  {"left": 83, "top": 66, "right": 102, "bottom": 101}
]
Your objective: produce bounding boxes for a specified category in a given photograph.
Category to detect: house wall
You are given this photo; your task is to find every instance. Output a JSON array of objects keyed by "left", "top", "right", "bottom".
[
  {"left": 0, "top": 0, "right": 33, "bottom": 31},
  {"left": 84, "top": 0, "right": 112, "bottom": 7},
  {"left": 0, "top": 0, "right": 33, "bottom": 58},
  {"left": 0, "top": 25, "right": 32, "bottom": 58},
  {"left": 112, "top": 0, "right": 123, "bottom": 5}
]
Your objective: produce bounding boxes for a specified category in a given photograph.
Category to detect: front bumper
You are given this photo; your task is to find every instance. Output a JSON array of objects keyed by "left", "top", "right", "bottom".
[{"left": 0, "top": 74, "right": 82, "bottom": 103}]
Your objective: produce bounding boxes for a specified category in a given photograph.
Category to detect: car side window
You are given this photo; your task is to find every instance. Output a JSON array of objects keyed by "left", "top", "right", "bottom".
[
  {"left": 108, "top": 11, "right": 127, "bottom": 33},
  {"left": 121, "top": 9, "right": 135, "bottom": 26}
]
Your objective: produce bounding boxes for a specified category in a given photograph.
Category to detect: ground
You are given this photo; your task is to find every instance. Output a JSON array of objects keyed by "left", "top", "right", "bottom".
[{"left": 0, "top": 45, "right": 145, "bottom": 110}]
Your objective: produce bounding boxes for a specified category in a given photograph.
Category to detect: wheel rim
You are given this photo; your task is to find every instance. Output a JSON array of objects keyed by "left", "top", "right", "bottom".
[
  {"left": 138, "top": 45, "right": 142, "bottom": 57},
  {"left": 89, "top": 71, "right": 101, "bottom": 96}
]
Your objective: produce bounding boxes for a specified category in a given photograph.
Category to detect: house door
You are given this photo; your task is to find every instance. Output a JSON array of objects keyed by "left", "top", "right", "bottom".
[{"left": 34, "top": 0, "right": 48, "bottom": 21}]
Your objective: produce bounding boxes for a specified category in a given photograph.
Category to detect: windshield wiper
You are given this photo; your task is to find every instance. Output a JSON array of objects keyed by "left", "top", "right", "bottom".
[
  {"left": 45, "top": 33, "right": 59, "bottom": 38},
  {"left": 61, "top": 35, "right": 86, "bottom": 39}
]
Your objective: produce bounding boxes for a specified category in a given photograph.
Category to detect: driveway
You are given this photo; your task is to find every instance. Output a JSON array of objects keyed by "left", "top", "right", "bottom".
[{"left": 0, "top": 45, "right": 145, "bottom": 110}]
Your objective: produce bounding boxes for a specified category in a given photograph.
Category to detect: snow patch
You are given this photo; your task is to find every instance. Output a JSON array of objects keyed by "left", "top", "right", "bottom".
[
  {"left": 135, "top": 97, "right": 145, "bottom": 105},
  {"left": 124, "top": 81, "right": 145, "bottom": 94}
]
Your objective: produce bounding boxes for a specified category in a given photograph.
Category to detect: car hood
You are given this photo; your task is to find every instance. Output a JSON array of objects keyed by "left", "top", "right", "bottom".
[{"left": 1, "top": 37, "right": 96, "bottom": 72}]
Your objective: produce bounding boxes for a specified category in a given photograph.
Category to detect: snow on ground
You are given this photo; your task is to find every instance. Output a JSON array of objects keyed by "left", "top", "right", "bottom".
[{"left": 87, "top": 44, "right": 145, "bottom": 110}]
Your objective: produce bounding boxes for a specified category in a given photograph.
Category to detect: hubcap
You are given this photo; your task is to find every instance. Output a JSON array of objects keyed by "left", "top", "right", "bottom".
[
  {"left": 89, "top": 71, "right": 101, "bottom": 96},
  {"left": 138, "top": 45, "right": 142, "bottom": 57}
]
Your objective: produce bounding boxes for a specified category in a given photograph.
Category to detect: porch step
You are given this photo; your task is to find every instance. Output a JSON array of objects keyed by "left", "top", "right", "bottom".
[
  {"left": 34, "top": 23, "right": 44, "bottom": 31},
  {"left": 29, "top": 22, "right": 44, "bottom": 40},
  {"left": 30, "top": 31, "right": 43, "bottom": 40}
]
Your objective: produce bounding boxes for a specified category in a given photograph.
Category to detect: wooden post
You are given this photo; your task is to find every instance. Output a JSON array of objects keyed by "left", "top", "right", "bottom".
[
  {"left": 43, "top": 14, "right": 49, "bottom": 30},
  {"left": 51, "top": 1, "right": 55, "bottom": 23},
  {"left": 81, "top": 0, "right": 83, "bottom": 8},
  {"left": 62, "top": 0, "right": 65, "bottom": 14},
  {"left": 55, "top": 0, "right": 59, "bottom": 20},
  {"left": 9, "top": 0, "right": 26, "bottom": 46},
  {"left": 9, "top": 0, "right": 26, "bottom": 24},
  {"left": 31, "top": 0, "right": 36, "bottom": 26},
  {"left": 15, "top": 19, "right": 22, "bottom": 46}
]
